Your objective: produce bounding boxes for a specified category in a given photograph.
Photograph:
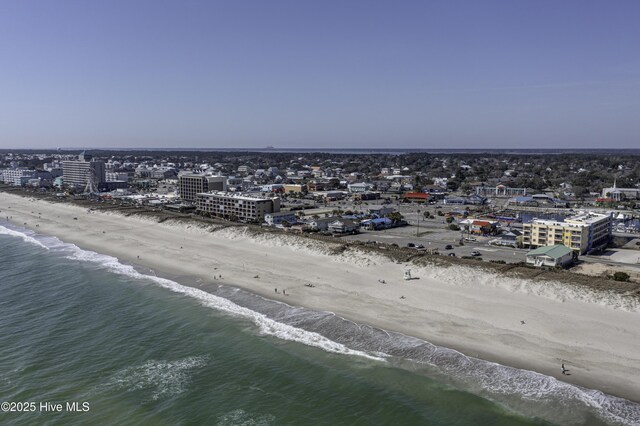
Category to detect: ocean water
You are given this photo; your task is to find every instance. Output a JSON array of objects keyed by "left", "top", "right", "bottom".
[{"left": 1, "top": 224, "right": 638, "bottom": 425}]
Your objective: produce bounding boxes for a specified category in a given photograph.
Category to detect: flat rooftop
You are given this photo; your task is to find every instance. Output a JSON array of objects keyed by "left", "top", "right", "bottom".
[{"left": 197, "top": 191, "right": 276, "bottom": 202}]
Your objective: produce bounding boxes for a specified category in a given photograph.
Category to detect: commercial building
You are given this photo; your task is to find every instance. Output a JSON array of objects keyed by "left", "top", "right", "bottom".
[
  {"left": 403, "top": 192, "right": 429, "bottom": 202},
  {"left": 195, "top": 191, "right": 280, "bottom": 222},
  {"left": 178, "top": 174, "right": 227, "bottom": 202},
  {"left": 522, "top": 212, "right": 611, "bottom": 254}
]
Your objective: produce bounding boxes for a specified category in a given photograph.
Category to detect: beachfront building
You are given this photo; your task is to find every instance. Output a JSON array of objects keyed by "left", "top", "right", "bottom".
[
  {"left": 178, "top": 173, "right": 227, "bottom": 202},
  {"left": 328, "top": 219, "right": 358, "bottom": 234},
  {"left": 62, "top": 152, "right": 106, "bottom": 190},
  {"left": 360, "top": 217, "right": 393, "bottom": 230},
  {"left": 0, "top": 168, "right": 37, "bottom": 184},
  {"left": 264, "top": 211, "right": 297, "bottom": 226},
  {"left": 522, "top": 212, "right": 611, "bottom": 254},
  {"left": 305, "top": 217, "right": 337, "bottom": 231},
  {"left": 195, "top": 191, "right": 280, "bottom": 222},
  {"left": 526, "top": 245, "right": 574, "bottom": 268}
]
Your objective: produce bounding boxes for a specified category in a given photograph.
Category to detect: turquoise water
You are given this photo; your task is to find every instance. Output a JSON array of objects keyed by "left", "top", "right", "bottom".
[{"left": 0, "top": 224, "right": 637, "bottom": 425}]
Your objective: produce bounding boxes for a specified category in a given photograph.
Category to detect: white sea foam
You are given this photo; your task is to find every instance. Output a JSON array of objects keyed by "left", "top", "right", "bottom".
[
  {"left": 216, "top": 409, "right": 276, "bottom": 426},
  {"left": 405, "top": 337, "right": 640, "bottom": 425},
  {"left": 60, "top": 242, "right": 386, "bottom": 362},
  {"left": 0, "top": 225, "right": 49, "bottom": 250},
  {"left": 103, "top": 356, "right": 209, "bottom": 401},
  {"left": 63, "top": 238, "right": 638, "bottom": 424},
  {"left": 5, "top": 224, "right": 638, "bottom": 424}
]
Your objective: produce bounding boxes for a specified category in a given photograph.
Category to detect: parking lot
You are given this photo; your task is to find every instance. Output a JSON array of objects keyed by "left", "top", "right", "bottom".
[{"left": 303, "top": 196, "right": 524, "bottom": 262}]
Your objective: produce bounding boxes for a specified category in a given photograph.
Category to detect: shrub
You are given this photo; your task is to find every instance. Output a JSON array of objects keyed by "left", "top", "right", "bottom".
[{"left": 612, "top": 272, "right": 630, "bottom": 282}]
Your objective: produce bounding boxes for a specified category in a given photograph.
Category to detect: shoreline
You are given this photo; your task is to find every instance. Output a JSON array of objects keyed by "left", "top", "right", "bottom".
[{"left": 1, "top": 191, "right": 640, "bottom": 404}]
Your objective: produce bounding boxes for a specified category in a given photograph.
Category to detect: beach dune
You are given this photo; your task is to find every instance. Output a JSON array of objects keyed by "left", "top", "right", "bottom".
[{"left": 1, "top": 192, "right": 639, "bottom": 403}]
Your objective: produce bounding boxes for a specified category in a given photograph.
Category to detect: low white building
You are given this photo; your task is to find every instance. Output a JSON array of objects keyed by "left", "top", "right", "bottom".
[{"left": 526, "top": 245, "right": 574, "bottom": 267}]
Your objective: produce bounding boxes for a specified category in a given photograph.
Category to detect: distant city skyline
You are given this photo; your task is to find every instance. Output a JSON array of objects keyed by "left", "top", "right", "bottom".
[{"left": 1, "top": 0, "right": 639, "bottom": 149}]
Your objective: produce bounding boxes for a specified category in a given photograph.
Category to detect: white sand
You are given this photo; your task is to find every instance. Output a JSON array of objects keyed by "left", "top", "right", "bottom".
[{"left": 2, "top": 192, "right": 639, "bottom": 402}]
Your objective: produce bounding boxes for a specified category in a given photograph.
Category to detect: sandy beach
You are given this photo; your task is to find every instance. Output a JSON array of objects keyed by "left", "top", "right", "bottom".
[{"left": 1, "top": 191, "right": 639, "bottom": 403}]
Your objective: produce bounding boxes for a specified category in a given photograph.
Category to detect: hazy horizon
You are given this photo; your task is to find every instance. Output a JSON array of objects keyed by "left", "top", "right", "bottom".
[{"left": 1, "top": 0, "right": 639, "bottom": 150}]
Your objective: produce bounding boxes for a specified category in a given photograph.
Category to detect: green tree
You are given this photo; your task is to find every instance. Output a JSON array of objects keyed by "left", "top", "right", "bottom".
[{"left": 388, "top": 212, "right": 404, "bottom": 223}]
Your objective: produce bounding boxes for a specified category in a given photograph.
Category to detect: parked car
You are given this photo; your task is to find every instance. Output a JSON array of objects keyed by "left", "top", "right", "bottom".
[
  {"left": 448, "top": 253, "right": 456, "bottom": 257},
  {"left": 471, "top": 250, "right": 481, "bottom": 256},
  {"left": 406, "top": 243, "right": 415, "bottom": 248},
  {"left": 445, "top": 245, "right": 453, "bottom": 250},
  {"left": 416, "top": 244, "right": 425, "bottom": 249}
]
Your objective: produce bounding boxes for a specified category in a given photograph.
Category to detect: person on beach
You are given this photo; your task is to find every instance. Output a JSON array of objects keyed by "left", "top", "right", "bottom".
[
  {"left": 275, "top": 288, "right": 277, "bottom": 293},
  {"left": 562, "top": 363, "right": 569, "bottom": 375}
]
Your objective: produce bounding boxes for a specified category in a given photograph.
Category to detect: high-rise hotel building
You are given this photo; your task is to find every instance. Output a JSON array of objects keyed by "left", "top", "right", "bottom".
[
  {"left": 62, "top": 151, "right": 106, "bottom": 189},
  {"left": 178, "top": 173, "right": 227, "bottom": 202}
]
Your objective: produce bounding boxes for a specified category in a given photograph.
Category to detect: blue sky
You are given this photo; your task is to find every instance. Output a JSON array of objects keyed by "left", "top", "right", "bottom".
[{"left": 1, "top": 0, "right": 639, "bottom": 149}]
